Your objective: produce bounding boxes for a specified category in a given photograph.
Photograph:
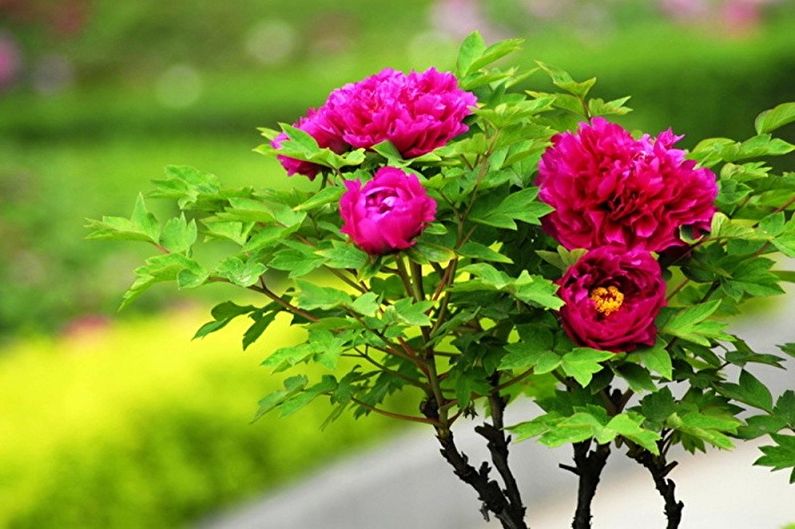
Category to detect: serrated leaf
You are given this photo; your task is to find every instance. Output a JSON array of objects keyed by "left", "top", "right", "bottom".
[
  {"left": 754, "top": 434, "right": 795, "bottom": 483},
  {"left": 561, "top": 348, "right": 614, "bottom": 387},
  {"left": 349, "top": 292, "right": 380, "bottom": 317},
  {"left": 215, "top": 256, "right": 266, "bottom": 287},
  {"left": 253, "top": 375, "right": 308, "bottom": 421},
  {"left": 602, "top": 413, "right": 661, "bottom": 454},
  {"left": 295, "top": 280, "right": 351, "bottom": 310},
  {"left": 269, "top": 248, "right": 325, "bottom": 278},
  {"left": 318, "top": 243, "right": 369, "bottom": 269},
  {"left": 661, "top": 299, "right": 728, "bottom": 346},
  {"left": 536, "top": 61, "right": 596, "bottom": 98},
  {"left": 161, "top": 214, "right": 197, "bottom": 254},
  {"left": 121, "top": 253, "right": 207, "bottom": 308},
  {"left": 470, "top": 187, "right": 551, "bottom": 229},
  {"left": 392, "top": 298, "right": 433, "bottom": 326},
  {"left": 512, "top": 271, "right": 564, "bottom": 310},
  {"left": 716, "top": 370, "right": 774, "bottom": 412},
  {"left": 201, "top": 220, "right": 252, "bottom": 246},
  {"left": 635, "top": 339, "right": 673, "bottom": 380},
  {"left": 85, "top": 194, "right": 161, "bottom": 244},
  {"left": 500, "top": 328, "right": 555, "bottom": 371},
  {"left": 640, "top": 387, "right": 676, "bottom": 424}
]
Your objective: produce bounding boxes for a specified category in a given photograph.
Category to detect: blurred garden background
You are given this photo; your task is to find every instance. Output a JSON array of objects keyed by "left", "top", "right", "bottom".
[{"left": 1, "top": 1, "right": 794, "bottom": 527}]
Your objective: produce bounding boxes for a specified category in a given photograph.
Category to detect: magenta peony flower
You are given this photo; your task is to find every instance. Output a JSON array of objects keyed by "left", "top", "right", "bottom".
[
  {"left": 271, "top": 107, "right": 347, "bottom": 179},
  {"left": 340, "top": 167, "right": 437, "bottom": 255},
  {"left": 537, "top": 117, "right": 717, "bottom": 252},
  {"left": 557, "top": 246, "right": 666, "bottom": 352},
  {"left": 323, "top": 67, "right": 477, "bottom": 158}
]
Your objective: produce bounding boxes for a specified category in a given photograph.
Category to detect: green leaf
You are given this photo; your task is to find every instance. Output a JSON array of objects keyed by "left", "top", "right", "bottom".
[
  {"left": 150, "top": 165, "right": 221, "bottom": 209},
  {"left": 755, "top": 434, "right": 795, "bottom": 483},
  {"left": 224, "top": 197, "right": 277, "bottom": 223},
  {"left": 670, "top": 411, "right": 741, "bottom": 450},
  {"left": 772, "top": 217, "right": 795, "bottom": 257},
  {"left": 588, "top": 96, "right": 633, "bottom": 117},
  {"left": 201, "top": 220, "right": 252, "bottom": 246},
  {"left": 661, "top": 299, "right": 728, "bottom": 346},
  {"left": 294, "top": 186, "right": 344, "bottom": 211},
  {"left": 774, "top": 391, "right": 795, "bottom": 427},
  {"left": 121, "top": 254, "right": 207, "bottom": 308},
  {"left": 317, "top": 242, "right": 369, "bottom": 269},
  {"left": 392, "top": 298, "right": 433, "bottom": 326},
  {"left": 215, "top": 256, "right": 266, "bottom": 287},
  {"left": 639, "top": 388, "right": 676, "bottom": 425},
  {"left": 615, "top": 364, "right": 656, "bottom": 393},
  {"left": 261, "top": 342, "right": 315, "bottom": 370},
  {"left": 755, "top": 102, "right": 795, "bottom": 134},
  {"left": 295, "top": 280, "right": 351, "bottom": 310},
  {"left": 407, "top": 242, "right": 456, "bottom": 264},
  {"left": 512, "top": 271, "right": 564, "bottom": 310},
  {"left": 470, "top": 187, "right": 552, "bottom": 229},
  {"left": 561, "top": 348, "right": 614, "bottom": 387},
  {"left": 634, "top": 339, "right": 673, "bottom": 380},
  {"left": 243, "top": 310, "right": 277, "bottom": 350},
  {"left": 716, "top": 370, "right": 774, "bottom": 412},
  {"left": 710, "top": 212, "right": 767, "bottom": 242},
  {"left": 456, "top": 31, "right": 487, "bottom": 77},
  {"left": 349, "top": 292, "right": 380, "bottom": 317},
  {"left": 536, "top": 61, "right": 596, "bottom": 98},
  {"left": 253, "top": 375, "right": 308, "bottom": 421},
  {"left": 278, "top": 376, "right": 337, "bottom": 417},
  {"left": 243, "top": 225, "right": 292, "bottom": 253},
  {"left": 458, "top": 241, "right": 513, "bottom": 264},
  {"left": 602, "top": 413, "right": 661, "bottom": 454},
  {"left": 194, "top": 301, "right": 257, "bottom": 339},
  {"left": 510, "top": 412, "right": 563, "bottom": 441},
  {"left": 539, "top": 410, "right": 608, "bottom": 446},
  {"left": 85, "top": 194, "right": 161, "bottom": 244},
  {"left": 780, "top": 343, "right": 795, "bottom": 358},
  {"left": 500, "top": 328, "right": 556, "bottom": 371},
  {"left": 269, "top": 248, "right": 325, "bottom": 278},
  {"left": 459, "top": 263, "right": 513, "bottom": 289},
  {"left": 467, "top": 38, "right": 524, "bottom": 73}
]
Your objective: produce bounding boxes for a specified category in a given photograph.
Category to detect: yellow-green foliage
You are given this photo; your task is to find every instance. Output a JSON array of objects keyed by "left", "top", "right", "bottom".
[{"left": 0, "top": 309, "right": 403, "bottom": 528}]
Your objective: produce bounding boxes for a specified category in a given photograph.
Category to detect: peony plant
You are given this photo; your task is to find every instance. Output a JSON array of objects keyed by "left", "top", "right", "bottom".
[{"left": 88, "top": 33, "right": 795, "bottom": 529}]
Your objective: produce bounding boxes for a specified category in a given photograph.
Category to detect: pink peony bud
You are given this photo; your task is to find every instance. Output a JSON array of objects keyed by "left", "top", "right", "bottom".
[
  {"left": 537, "top": 117, "right": 717, "bottom": 253},
  {"left": 340, "top": 167, "right": 437, "bottom": 255},
  {"left": 557, "top": 246, "right": 667, "bottom": 353}
]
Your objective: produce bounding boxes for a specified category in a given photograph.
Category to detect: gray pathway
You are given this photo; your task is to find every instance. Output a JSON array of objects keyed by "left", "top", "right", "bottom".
[{"left": 198, "top": 286, "right": 795, "bottom": 529}]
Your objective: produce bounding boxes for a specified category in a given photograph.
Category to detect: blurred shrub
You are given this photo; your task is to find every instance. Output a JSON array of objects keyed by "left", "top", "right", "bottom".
[
  {"left": 0, "top": 309, "right": 407, "bottom": 528},
  {"left": 1, "top": 13, "right": 794, "bottom": 335}
]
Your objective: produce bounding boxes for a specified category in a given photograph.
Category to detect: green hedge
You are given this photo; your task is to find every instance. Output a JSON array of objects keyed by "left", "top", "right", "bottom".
[
  {"left": 0, "top": 309, "right": 408, "bottom": 528},
  {"left": 2, "top": 16, "right": 794, "bottom": 334}
]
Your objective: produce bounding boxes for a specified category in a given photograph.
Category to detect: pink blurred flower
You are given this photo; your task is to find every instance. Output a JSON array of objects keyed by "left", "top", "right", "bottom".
[
  {"left": 340, "top": 167, "right": 437, "bottom": 255},
  {"left": 557, "top": 246, "right": 666, "bottom": 352},
  {"left": 271, "top": 107, "right": 347, "bottom": 180},
  {"left": 324, "top": 67, "right": 476, "bottom": 158},
  {"left": 537, "top": 117, "right": 717, "bottom": 252},
  {"left": 0, "top": 33, "right": 21, "bottom": 88}
]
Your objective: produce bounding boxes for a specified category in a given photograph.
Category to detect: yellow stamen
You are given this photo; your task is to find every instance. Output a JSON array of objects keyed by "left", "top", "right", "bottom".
[{"left": 590, "top": 286, "right": 624, "bottom": 316}]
